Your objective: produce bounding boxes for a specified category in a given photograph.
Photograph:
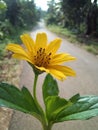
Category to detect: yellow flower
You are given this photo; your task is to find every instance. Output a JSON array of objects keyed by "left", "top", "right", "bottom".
[{"left": 6, "top": 33, "right": 76, "bottom": 80}]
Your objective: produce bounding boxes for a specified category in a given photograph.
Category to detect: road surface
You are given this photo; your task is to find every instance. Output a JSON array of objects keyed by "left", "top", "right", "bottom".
[{"left": 9, "top": 21, "right": 98, "bottom": 130}]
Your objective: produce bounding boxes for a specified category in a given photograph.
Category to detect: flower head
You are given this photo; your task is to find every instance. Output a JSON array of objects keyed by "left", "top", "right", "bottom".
[{"left": 6, "top": 33, "right": 76, "bottom": 80}]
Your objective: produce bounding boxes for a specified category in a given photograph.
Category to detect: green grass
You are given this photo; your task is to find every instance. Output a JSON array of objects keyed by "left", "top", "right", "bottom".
[
  {"left": 84, "top": 45, "right": 98, "bottom": 55},
  {"left": 47, "top": 25, "right": 98, "bottom": 55},
  {"left": 48, "top": 25, "right": 77, "bottom": 43}
]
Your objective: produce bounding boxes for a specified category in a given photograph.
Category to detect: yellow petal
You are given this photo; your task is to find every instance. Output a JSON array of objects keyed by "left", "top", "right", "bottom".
[
  {"left": 48, "top": 68, "right": 66, "bottom": 80},
  {"left": 35, "top": 33, "right": 47, "bottom": 49},
  {"left": 20, "top": 34, "right": 35, "bottom": 52},
  {"left": 6, "top": 32, "right": 76, "bottom": 81},
  {"left": 12, "top": 54, "right": 33, "bottom": 64},
  {"left": 6, "top": 43, "right": 28, "bottom": 56},
  {"left": 48, "top": 65, "right": 76, "bottom": 81},
  {"left": 35, "top": 66, "right": 49, "bottom": 73},
  {"left": 49, "top": 65, "right": 76, "bottom": 76},
  {"left": 50, "top": 53, "right": 76, "bottom": 65},
  {"left": 46, "top": 38, "right": 62, "bottom": 55}
]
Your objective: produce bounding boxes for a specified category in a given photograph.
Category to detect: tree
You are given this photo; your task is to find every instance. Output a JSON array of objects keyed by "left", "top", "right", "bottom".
[
  {"left": 3, "top": 0, "right": 41, "bottom": 26},
  {"left": 61, "top": 0, "right": 89, "bottom": 29},
  {"left": 46, "top": 0, "right": 62, "bottom": 25},
  {"left": 4, "top": 0, "right": 20, "bottom": 25},
  {"left": 86, "top": 0, "right": 98, "bottom": 35},
  {"left": 0, "top": 0, "right": 42, "bottom": 42},
  {"left": 0, "top": 0, "right": 7, "bottom": 21},
  {"left": 46, "top": 0, "right": 98, "bottom": 36}
]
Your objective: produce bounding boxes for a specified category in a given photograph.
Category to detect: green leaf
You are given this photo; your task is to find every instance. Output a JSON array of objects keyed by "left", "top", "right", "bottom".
[
  {"left": 42, "top": 74, "right": 59, "bottom": 103},
  {"left": 69, "top": 93, "right": 80, "bottom": 103},
  {"left": 56, "top": 95, "right": 98, "bottom": 122},
  {"left": 45, "top": 96, "right": 68, "bottom": 122},
  {"left": 0, "top": 82, "right": 41, "bottom": 117},
  {"left": 0, "top": 1, "right": 6, "bottom": 9}
]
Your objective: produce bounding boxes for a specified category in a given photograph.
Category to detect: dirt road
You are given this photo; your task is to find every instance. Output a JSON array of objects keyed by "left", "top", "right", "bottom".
[{"left": 9, "top": 21, "right": 98, "bottom": 130}]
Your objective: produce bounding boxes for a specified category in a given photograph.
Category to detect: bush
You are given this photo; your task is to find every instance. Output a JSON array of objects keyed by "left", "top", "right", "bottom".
[
  {"left": 0, "top": 43, "right": 6, "bottom": 60},
  {"left": 0, "top": 19, "right": 14, "bottom": 39}
]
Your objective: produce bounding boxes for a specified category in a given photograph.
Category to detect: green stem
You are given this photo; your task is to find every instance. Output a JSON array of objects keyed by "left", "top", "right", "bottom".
[
  {"left": 33, "top": 74, "right": 43, "bottom": 114},
  {"left": 33, "top": 74, "right": 48, "bottom": 128},
  {"left": 42, "top": 123, "right": 53, "bottom": 130},
  {"left": 33, "top": 74, "right": 38, "bottom": 104}
]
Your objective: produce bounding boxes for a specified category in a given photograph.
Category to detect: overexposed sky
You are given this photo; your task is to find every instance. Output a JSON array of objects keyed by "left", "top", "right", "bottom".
[
  {"left": 34, "top": 0, "right": 96, "bottom": 11},
  {"left": 34, "top": 0, "right": 60, "bottom": 11}
]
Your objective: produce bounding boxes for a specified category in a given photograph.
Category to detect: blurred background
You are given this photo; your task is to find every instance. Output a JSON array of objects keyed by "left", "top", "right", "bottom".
[
  {"left": 0, "top": 0, "right": 98, "bottom": 59},
  {"left": 0, "top": 0, "right": 98, "bottom": 130}
]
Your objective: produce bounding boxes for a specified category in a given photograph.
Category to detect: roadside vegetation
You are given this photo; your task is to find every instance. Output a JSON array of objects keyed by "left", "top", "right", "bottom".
[
  {"left": 45, "top": 0, "right": 98, "bottom": 55},
  {"left": 0, "top": 0, "right": 42, "bottom": 83},
  {"left": 0, "top": 0, "right": 41, "bottom": 44},
  {"left": 0, "top": 0, "right": 42, "bottom": 125},
  {"left": 48, "top": 25, "right": 98, "bottom": 55},
  {"left": 0, "top": 0, "right": 98, "bottom": 85}
]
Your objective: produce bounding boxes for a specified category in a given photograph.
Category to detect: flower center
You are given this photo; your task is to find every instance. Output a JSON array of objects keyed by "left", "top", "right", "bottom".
[{"left": 34, "top": 48, "right": 52, "bottom": 67}]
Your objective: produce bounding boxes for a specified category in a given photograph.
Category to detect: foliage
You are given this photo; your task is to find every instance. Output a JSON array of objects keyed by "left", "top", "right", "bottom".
[
  {"left": 0, "top": 0, "right": 6, "bottom": 9},
  {"left": 18, "top": 0, "right": 38, "bottom": 26},
  {"left": 0, "top": 19, "right": 14, "bottom": 40},
  {"left": 46, "top": 0, "right": 62, "bottom": 25},
  {"left": 0, "top": 43, "right": 6, "bottom": 60},
  {"left": 1, "top": 32, "right": 98, "bottom": 129},
  {"left": 84, "top": 44, "right": 98, "bottom": 55},
  {"left": 5, "top": 0, "right": 20, "bottom": 26},
  {"left": 3, "top": 0, "right": 41, "bottom": 26},
  {"left": 0, "top": 83, "right": 41, "bottom": 116},
  {"left": 48, "top": 24, "right": 98, "bottom": 55},
  {"left": 60, "top": 0, "right": 88, "bottom": 28},
  {"left": 0, "top": 0, "right": 42, "bottom": 44},
  {"left": 46, "top": 0, "right": 98, "bottom": 37},
  {"left": 48, "top": 24, "right": 77, "bottom": 43},
  {"left": 0, "top": 74, "right": 98, "bottom": 130}
]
